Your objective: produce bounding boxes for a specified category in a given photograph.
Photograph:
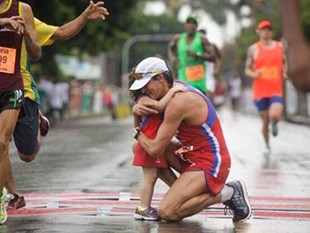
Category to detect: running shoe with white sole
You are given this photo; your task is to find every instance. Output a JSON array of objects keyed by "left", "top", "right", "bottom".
[
  {"left": 0, "top": 189, "right": 8, "bottom": 224},
  {"left": 7, "top": 194, "right": 26, "bottom": 210},
  {"left": 263, "top": 147, "right": 271, "bottom": 160},
  {"left": 134, "top": 206, "right": 160, "bottom": 221},
  {"left": 39, "top": 112, "right": 50, "bottom": 137},
  {"left": 223, "top": 180, "right": 252, "bottom": 222}
]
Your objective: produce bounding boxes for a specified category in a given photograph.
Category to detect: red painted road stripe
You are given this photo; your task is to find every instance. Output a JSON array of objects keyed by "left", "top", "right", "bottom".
[
  {"left": 15, "top": 200, "right": 310, "bottom": 212},
  {"left": 250, "top": 196, "right": 310, "bottom": 202},
  {"left": 22, "top": 200, "right": 309, "bottom": 211},
  {"left": 23, "top": 193, "right": 310, "bottom": 202},
  {"left": 24, "top": 192, "right": 120, "bottom": 199},
  {"left": 8, "top": 207, "right": 310, "bottom": 220},
  {"left": 17, "top": 199, "right": 310, "bottom": 211},
  {"left": 7, "top": 192, "right": 309, "bottom": 220},
  {"left": 8, "top": 208, "right": 98, "bottom": 215}
]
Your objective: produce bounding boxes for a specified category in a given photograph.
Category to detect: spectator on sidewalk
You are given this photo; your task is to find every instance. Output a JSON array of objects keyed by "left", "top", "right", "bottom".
[{"left": 227, "top": 72, "right": 242, "bottom": 119}]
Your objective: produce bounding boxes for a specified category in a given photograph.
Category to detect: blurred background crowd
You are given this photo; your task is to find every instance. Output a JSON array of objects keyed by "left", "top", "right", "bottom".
[{"left": 23, "top": 0, "right": 309, "bottom": 124}]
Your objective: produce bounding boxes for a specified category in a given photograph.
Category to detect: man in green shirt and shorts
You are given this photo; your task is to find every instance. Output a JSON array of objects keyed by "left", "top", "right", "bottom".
[{"left": 168, "top": 16, "right": 215, "bottom": 93}]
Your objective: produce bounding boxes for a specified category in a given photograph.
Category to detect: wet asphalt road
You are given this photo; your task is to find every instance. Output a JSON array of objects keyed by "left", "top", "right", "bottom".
[{"left": 2, "top": 108, "right": 310, "bottom": 232}]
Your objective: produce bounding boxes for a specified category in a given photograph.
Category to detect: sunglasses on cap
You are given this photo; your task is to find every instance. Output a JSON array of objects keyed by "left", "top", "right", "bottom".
[{"left": 132, "top": 70, "right": 163, "bottom": 80}]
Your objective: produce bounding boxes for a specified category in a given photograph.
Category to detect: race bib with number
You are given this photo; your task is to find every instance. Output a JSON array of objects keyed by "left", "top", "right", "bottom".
[
  {"left": 0, "top": 46, "right": 16, "bottom": 74},
  {"left": 261, "top": 66, "right": 279, "bottom": 80},
  {"left": 186, "top": 65, "right": 204, "bottom": 81}
]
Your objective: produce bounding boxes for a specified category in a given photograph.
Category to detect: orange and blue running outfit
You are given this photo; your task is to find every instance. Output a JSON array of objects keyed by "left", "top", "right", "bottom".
[
  {"left": 175, "top": 82, "right": 231, "bottom": 195},
  {"left": 253, "top": 41, "right": 284, "bottom": 111}
]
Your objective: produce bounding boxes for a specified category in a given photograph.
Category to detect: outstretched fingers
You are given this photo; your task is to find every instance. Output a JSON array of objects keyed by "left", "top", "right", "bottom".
[{"left": 86, "top": 1, "right": 109, "bottom": 20}]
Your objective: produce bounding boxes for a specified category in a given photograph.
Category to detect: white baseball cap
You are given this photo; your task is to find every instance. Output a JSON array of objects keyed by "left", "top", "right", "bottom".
[{"left": 129, "top": 57, "right": 169, "bottom": 90}]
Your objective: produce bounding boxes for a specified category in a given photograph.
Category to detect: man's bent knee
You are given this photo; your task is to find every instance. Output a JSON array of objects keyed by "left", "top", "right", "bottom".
[
  {"left": 18, "top": 153, "right": 36, "bottom": 163},
  {"left": 269, "top": 114, "right": 281, "bottom": 123},
  {"left": 158, "top": 206, "right": 182, "bottom": 222},
  {"left": 18, "top": 144, "right": 40, "bottom": 162}
]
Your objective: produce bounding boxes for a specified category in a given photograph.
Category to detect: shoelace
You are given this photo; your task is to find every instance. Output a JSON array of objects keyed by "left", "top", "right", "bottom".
[
  {"left": 224, "top": 192, "right": 246, "bottom": 216},
  {"left": 147, "top": 208, "right": 157, "bottom": 215},
  {"left": 224, "top": 204, "right": 233, "bottom": 216}
]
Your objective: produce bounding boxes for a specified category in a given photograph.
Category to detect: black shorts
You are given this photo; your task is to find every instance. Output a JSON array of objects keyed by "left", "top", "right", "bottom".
[
  {"left": 0, "top": 90, "right": 23, "bottom": 113},
  {"left": 13, "top": 98, "right": 39, "bottom": 155}
]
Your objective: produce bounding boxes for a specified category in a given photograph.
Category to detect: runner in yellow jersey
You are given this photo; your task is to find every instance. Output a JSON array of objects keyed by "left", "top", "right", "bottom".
[{"left": 5, "top": 0, "right": 109, "bottom": 210}]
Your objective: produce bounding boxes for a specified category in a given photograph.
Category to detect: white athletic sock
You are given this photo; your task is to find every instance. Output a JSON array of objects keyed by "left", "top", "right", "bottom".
[{"left": 220, "top": 185, "right": 234, "bottom": 203}]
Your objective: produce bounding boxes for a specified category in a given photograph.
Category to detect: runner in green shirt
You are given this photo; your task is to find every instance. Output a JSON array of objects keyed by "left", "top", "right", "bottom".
[{"left": 168, "top": 16, "right": 215, "bottom": 93}]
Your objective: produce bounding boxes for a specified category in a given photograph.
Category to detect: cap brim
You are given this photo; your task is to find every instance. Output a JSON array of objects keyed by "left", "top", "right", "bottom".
[
  {"left": 259, "top": 26, "right": 272, "bottom": 30},
  {"left": 129, "top": 74, "right": 153, "bottom": 90},
  {"left": 257, "top": 21, "right": 272, "bottom": 30}
]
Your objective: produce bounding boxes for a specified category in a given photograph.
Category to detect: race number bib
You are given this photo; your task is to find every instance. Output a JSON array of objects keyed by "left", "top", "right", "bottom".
[
  {"left": 261, "top": 66, "right": 279, "bottom": 80},
  {"left": 0, "top": 46, "right": 16, "bottom": 74},
  {"left": 186, "top": 65, "right": 204, "bottom": 81}
]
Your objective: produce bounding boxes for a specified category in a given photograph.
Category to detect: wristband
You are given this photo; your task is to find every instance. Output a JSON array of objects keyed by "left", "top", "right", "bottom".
[{"left": 132, "top": 126, "right": 141, "bottom": 139}]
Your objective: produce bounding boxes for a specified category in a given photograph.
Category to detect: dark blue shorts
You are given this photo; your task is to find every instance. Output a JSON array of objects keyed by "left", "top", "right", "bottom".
[
  {"left": 254, "top": 96, "right": 283, "bottom": 112},
  {"left": 13, "top": 98, "right": 39, "bottom": 155}
]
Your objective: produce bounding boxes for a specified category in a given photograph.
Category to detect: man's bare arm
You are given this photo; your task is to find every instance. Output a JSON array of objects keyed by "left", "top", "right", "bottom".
[
  {"left": 133, "top": 114, "right": 141, "bottom": 127},
  {"left": 244, "top": 45, "right": 260, "bottom": 79},
  {"left": 201, "top": 36, "right": 215, "bottom": 61},
  {"left": 21, "top": 3, "right": 41, "bottom": 61},
  {"left": 187, "top": 36, "right": 215, "bottom": 61},
  {"left": 213, "top": 44, "right": 222, "bottom": 76},
  {"left": 137, "top": 96, "right": 185, "bottom": 158},
  {"left": 280, "top": 42, "right": 288, "bottom": 79},
  {"left": 52, "top": 1, "right": 109, "bottom": 40}
]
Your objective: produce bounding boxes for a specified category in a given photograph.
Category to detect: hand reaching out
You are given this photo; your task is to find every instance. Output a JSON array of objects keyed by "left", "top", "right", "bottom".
[{"left": 83, "top": 1, "right": 109, "bottom": 21}]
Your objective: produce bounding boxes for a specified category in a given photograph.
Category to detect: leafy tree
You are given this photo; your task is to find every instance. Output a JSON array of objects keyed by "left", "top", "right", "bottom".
[
  {"left": 301, "top": 0, "right": 310, "bottom": 40},
  {"left": 234, "top": 0, "right": 309, "bottom": 85},
  {"left": 165, "top": 0, "right": 244, "bottom": 25},
  {"left": 24, "top": 0, "right": 141, "bottom": 78},
  {"left": 126, "top": 13, "right": 184, "bottom": 70}
]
